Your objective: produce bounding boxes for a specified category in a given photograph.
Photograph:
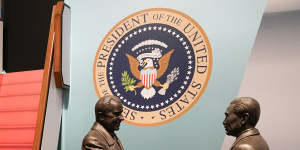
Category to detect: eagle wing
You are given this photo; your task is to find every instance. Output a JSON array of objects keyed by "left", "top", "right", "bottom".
[
  {"left": 125, "top": 53, "right": 140, "bottom": 80},
  {"left": 157, "top": 49, "right": 174, "bottom": 79}
]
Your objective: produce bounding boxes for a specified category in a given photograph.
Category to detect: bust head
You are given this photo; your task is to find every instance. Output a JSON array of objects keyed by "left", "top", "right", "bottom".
[
  {"left": 95, "top": 95, "right": 124, "bottom": 133},
  {"left": 223, "top": 97, "right": 260, "bottom": 137}
]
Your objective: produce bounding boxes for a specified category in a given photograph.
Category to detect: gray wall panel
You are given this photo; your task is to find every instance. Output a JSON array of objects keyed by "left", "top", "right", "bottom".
[{"left": 222, "top": 10, "right": 300, "bottom": 150}]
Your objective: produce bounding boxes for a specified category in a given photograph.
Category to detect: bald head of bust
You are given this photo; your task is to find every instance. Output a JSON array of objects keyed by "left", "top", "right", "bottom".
[
  {"left": 95, "top": 95, "right": 124, "bottom": 133},
  {"left": 223, "top": 97, "right": 261, "bottom": 137}
]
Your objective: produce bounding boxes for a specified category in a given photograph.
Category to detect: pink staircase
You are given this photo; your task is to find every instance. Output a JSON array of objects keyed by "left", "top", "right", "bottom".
[{"left": 0, "top": 70, "right": 43, "bottom": 150}]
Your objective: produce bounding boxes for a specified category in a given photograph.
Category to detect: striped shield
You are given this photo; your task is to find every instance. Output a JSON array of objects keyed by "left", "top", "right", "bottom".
[{"left": 140, "top": 69, "right": 157, "bottom": 89}]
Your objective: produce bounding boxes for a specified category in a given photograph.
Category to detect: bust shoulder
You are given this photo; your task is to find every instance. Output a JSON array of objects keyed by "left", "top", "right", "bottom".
[
  {"left": 82, "top": 127, "right": 108, "bottom": 150},
  {"left": 234, "top": 144, "right": 255, "bottom": 150}
]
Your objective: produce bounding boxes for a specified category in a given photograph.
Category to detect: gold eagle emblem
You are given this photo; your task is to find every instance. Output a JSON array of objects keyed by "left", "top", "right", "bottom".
[{"left": 125, "top": 49, "right": 174, "bottom": 99}]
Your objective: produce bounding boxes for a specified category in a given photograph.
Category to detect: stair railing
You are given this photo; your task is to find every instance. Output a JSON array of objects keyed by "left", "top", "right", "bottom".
[
  {"left": 33, "top": 1, "right": 64, "bottom": 150},
  {"left": 54, "top": 1, "right": 64, "bottom": 88}
]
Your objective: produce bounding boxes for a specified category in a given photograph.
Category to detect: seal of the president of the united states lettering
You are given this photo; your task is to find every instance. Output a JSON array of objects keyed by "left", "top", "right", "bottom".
[{"left": 93, "top": 8, "right": 212, "bottom": 126}]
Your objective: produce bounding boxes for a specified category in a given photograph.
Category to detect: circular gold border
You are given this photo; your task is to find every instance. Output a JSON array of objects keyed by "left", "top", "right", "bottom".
[{"left": 93, "top": 8, "right": 212, "bottom": 126}]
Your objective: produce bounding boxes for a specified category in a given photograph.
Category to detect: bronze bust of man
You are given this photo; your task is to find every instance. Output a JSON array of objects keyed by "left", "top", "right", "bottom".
[
  {"left": 223, "top": 97, "right": 269, "bottom": 150},
  {"left": 82, "top": 95, "right": 124, "bottom": 150}
]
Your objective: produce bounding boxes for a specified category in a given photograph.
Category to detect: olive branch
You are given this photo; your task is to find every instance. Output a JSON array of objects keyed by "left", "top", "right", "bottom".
[{"left": 121, "top": 71, "right": 137, "bottom": 95}]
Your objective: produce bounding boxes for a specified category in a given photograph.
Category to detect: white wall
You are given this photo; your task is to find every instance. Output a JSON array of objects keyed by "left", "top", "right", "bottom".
[
  {"left": 61, "top": 0, "right": 267, "bottom": 150},
  {"left": 62, "top": 5, "right": 71, "bottom": 87},
  {"left": 222, "top": 10, "right": 300, "bottom": 150}
]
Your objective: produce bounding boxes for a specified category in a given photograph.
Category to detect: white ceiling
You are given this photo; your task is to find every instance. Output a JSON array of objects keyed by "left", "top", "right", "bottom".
[{"left": 265, "top": 0, "right": 300, "bottom": 13}]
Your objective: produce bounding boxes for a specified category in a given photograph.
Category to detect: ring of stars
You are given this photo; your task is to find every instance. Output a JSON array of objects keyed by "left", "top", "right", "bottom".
[{"left": 107, "top": 24, "right": 194, "bottom": 111}]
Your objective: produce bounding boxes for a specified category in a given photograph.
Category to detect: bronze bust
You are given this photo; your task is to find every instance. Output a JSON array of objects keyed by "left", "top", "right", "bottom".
[
  {"left": 82, "top": 95, "right": 125, "bottom": 150},
  {"left": 223, "top": 97, "right": 269, "bottom": 150}
]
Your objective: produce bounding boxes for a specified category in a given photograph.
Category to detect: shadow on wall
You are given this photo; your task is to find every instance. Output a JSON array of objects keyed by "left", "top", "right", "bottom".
[{"left": 222, "top": 10, "right": 300, "bottom": 150}]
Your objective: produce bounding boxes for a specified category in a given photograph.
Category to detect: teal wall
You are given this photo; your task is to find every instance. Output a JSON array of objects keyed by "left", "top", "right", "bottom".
[{"left": 61, "top": 0, "right": 267, "bottom": 149}]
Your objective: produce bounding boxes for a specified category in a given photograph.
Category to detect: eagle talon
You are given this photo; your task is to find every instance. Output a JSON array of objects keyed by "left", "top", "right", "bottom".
[
  {"left": 160, "top": 83, "right": 169, "bottom": 90},
  {"left": 128, "top": 85, "right": 137, "bottom": 95}
]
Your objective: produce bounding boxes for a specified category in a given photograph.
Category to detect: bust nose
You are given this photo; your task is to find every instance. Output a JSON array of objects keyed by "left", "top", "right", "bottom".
[{"left": 223, "top": 119, "right": 227, "bottom": 126}]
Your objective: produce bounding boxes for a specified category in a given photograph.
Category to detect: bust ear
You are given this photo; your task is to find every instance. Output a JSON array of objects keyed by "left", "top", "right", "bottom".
[
  {"left": 97, "top": 112, "right": 105, "bottom": 121},
  {"left": 241, "top": 112, "right": 250, "bottom": 125}
]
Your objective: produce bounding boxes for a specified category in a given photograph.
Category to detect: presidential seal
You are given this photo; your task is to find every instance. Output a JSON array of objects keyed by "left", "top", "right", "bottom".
[{"left": 93, "top": 8, "right": 212, "bottom": 126}]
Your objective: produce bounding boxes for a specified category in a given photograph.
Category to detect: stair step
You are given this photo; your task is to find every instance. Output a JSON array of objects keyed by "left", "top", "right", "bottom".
[
  {"left": 0, "top": 70, "right": 43, "bottom": 150},
  {"left": 0, "top": 125, "right": 35, "bottom": 129},
  {"left": 0, "top": 148, "right": 32, "bottom": 150},
  {"left": 0, "top": 70, "right": 43, "bottom": 85},
  {"left": 0, "top": 147, "right": 32, "bottom": 150},
  {"left": 0, "top": 82, "right": 42, "bottom": 97},
  {"left": 0, "top": 128, "right": 34, "bottom": 144},
  {"left": 0, "top": 111, "right": 37, "bottom": 126},
  {"left": 0, "top": 144, "right": 32, "bottom": 150},
  {"left": 0, "top": 95, "right": 40, "bottom": 111}
]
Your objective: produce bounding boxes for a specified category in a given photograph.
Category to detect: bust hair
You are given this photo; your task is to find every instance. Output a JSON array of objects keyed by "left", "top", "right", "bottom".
[{"left": 230, "top": 97, "right": 261, "bottom": 127}]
